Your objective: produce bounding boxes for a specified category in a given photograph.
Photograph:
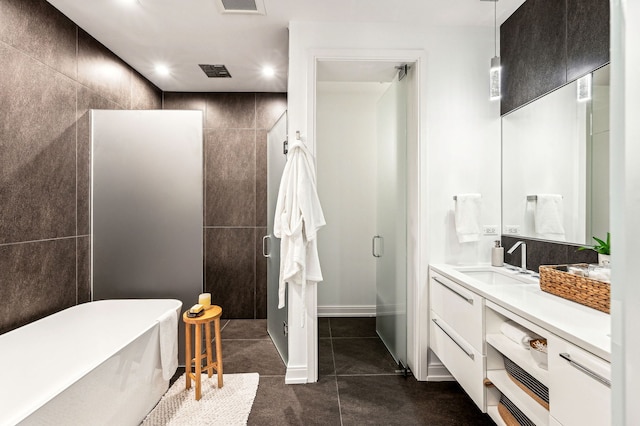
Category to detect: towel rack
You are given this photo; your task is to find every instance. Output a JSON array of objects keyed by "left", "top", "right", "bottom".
[
  {"left": 527, "top": 195, "right": 564, "bottom": 201},
  {"left": 453, "top": 195, "right": 482, "bottom": 201}
]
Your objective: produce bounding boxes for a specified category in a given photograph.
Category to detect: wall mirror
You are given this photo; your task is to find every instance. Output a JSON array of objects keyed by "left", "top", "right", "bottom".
[{"left": 502, "top": 64, "right": 610, "bottom": 245}]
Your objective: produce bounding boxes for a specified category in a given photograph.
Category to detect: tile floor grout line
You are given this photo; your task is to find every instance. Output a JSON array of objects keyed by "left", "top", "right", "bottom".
[
  {"left": 220, "top": 338, "right": 271, "bottom": 341},
  {"left": 328, "top": 319, "right": 345, "bottom": 426},
  {"left": 329, "top": 336, "right": 380, "bottom": 339},
  {"left": 334, "top": 373, "right": 405, "bottom": 377}
]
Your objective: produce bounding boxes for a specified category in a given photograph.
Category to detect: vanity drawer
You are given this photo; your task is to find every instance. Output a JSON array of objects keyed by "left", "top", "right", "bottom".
[
  {"left": 430, "top": 273, "right": 484, "bottom": 352},
  {"left": 548, "top": 335, "right": 611, "bottom": 426},
  {"left": 430, "top": 311, "right": 485, "bottom": 411}
]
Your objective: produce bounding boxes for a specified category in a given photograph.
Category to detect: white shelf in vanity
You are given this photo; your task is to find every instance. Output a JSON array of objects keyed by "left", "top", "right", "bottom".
[
  {"left": 486, "top": 406, "right": 508, "bottom": 426},
  {"left": 428, "top": 264, "right": 611, "bottom": 426},
  {"left": 486, "top": 369, "right": 549, "bottom": 426},
  {"left": 486, "top": 333, "right": 549, "bottom": 385}
]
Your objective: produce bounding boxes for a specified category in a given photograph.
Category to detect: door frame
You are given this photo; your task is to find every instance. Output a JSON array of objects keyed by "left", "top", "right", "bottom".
[{"left": 286, "top": 48, "right": 426, "bottom": 383}]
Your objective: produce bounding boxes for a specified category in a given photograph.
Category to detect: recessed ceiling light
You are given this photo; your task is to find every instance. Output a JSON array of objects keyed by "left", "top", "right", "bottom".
[
  {"left": 155, "top": 65, "right": 170, "bottom": 76},
  {"left": 262, "top": 66, "right": 275, "bottom": 78},
  {"left": 118, "top": 0, "right": 139, "bottom": 6}
]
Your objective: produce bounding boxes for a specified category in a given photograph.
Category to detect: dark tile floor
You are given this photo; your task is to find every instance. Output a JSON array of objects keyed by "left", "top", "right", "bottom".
[{"left": 173, "top": 317, "right": 493, "bottom": 425}]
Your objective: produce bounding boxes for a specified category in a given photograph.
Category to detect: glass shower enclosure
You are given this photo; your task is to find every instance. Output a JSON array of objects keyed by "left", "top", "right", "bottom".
[
  {"left": 374, "top": 74, "right": 408, "bottom": 370},
  {"left": 265, "top": 112, "right": 289, "bottom": 363},
  {"left": 91, "top": 109, "right": 204, "bottom": 363}
]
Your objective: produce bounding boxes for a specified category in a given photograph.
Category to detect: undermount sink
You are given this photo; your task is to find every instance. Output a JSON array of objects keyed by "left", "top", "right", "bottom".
[{"left": 456, "top": 268, "right": 538, "bottom": 286}]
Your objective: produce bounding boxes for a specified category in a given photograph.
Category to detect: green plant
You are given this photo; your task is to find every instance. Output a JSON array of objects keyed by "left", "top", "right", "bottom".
[{"left": 578, "top": 232, "right": 610, "bottom": 255}]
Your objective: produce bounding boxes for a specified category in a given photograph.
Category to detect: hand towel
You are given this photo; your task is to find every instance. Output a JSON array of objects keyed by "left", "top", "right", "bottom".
[
  {"left": 454, "top": 194, "right": 482, "bottom": 243},
  {"left": 534, "top": 194, "right": 565, "bottom": 238},
  {"left": 157, "top": 309, "right": 178, "bottom": 381},
  {"left": 500, "top": 320, "right": 538, "bottom": 350}
]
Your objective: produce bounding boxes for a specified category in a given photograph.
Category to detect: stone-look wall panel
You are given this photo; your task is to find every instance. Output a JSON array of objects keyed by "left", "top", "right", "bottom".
[
  {"left": 205, "top": 128, "right": 257, "bottom": 227},
  {"left": 77, "top": 29, "right": 132, "bottom": 108},
  {"left": 500, "top": 0, "right": 566, "bottom": 115},
  {"left": 0, "top": 0, "right": 161, "bottom": 334},
  {"left": 0, "top": 43, "right": 77, "bottom": 244},
  {"left": 205, "top": 228, "right": 256, "bottom": 319},
  {"left": 165, "top": 92, "right": 286, "bottom": 318},
  {"left": 502, "top": 235, "right": 598, "bottom": 272},
  {"left": 566, "top": 0, "right": 610, "bottom": 81},
  {"left": 0, "top": 238, "right": 77, "bottom": 334},
  {"left": 501, "top": 0, "right": 609, "bottom": 115},
  {"left": 0, "top": 0, "right": 77, "bottom": 79}
]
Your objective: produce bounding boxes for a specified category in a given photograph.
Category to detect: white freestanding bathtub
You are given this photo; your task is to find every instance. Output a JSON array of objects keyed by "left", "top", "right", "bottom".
[{"left": 0, "top": 299, "right": 182, "bottom": 426}]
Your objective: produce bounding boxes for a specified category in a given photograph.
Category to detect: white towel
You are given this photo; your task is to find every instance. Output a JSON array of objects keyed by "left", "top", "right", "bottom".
[
  {"left": 274, "top": 140, "right": 326, "bottom": 323},
  {"left": 157, "top": 309, "right": 178, "bottom": 381},
  {"left": 500, "top": 320, "right": 538, "bottom": 350},
  {"left": 454, "top": 194, "right": 482, "bottom": 243},
  {"left": 534, "top": 194, "right": 565, "bottom": 238}
]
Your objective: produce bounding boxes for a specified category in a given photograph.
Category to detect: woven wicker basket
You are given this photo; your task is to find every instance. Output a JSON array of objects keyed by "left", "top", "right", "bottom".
[{"left": 539, "top": 264, "right": 610, "bottom": 314}]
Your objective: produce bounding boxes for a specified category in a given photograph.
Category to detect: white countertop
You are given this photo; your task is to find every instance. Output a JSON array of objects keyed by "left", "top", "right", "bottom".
[{"left": 430, "top": 264, "right": 611, "bottom": 362}]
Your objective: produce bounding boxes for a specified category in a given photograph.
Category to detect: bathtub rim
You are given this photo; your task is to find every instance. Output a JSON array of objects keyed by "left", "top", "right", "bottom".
[{"left": 0, "top": 298, "right": 182, "bottom": 426}]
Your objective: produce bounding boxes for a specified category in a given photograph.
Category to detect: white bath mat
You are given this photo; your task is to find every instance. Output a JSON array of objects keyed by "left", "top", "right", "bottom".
[{"left": 142, "top": 373, "right": 259, "bottom": 426}]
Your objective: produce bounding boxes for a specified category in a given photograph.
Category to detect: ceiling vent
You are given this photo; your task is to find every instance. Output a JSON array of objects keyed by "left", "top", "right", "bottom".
[
  {"left": 216, "top": 0, "right": 266, "bottom": 15},
  {"left": 199, "top": 64, "right": 232, "bottom": 78}
]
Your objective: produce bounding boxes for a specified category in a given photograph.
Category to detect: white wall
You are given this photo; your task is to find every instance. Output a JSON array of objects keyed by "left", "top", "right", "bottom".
[
  {"left": 316, "top": 83, "right": 386, "bottom": 316},
  {"left": 287, "top": 21, "right": 500, "bottom": 382}
]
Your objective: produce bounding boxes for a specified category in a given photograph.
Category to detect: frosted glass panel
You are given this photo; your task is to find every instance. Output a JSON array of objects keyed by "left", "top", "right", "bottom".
[
  {"left": 266, "top": 112, "right": 288, "bottom": 363},
  {"left": 375, "top": 76, "right": 407, "bottom": 367},
  {"left": 91, "top": 110, "right": 203, "bottom": 362}
]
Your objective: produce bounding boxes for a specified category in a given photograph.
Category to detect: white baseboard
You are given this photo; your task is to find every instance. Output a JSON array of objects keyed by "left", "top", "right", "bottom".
[
  {"left": 426, "top": 362, "right": 454, "bottom": 382},
  {"left": 317, "top": 305, "right": 376, "bottom": 317},
  {"left": 285, "top": 366, "right": 309, "bottom": 384}
]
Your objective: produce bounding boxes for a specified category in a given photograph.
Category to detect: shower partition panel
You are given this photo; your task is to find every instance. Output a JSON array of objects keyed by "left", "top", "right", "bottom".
[
  {"left": 91, "top": 110, "right": 203, "bottom": 363},
  {"left": 375, "top": 75, "right": 408, "bottom": 369},
  {"left": 266, "top": 112, "right": 289, "bottom": 363}
]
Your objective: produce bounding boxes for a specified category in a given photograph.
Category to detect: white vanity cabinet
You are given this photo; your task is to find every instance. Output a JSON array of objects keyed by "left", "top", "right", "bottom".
[
  {"left": 429, "top": 272, "right": 485, "bottom": 410},
  {"left": 428, "top": 264, "right": 611, "bottom": 426},
  {"left": 430, "top": 273, "right": 484, "bottom": 351},
  {"left": 548, "top": 335, "right": 611, "bottom": 426}
]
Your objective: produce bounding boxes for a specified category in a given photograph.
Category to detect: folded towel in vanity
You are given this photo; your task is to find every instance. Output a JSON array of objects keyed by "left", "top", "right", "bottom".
[
  {"left": 534, "top": 194, "right": 565, "bottom": 239},
  {"left": 500, "top": 321, "right": 539, "bottom": 350},
  {"left": 157, "top": 309, "right": 179, "bottom": 381},
  {"left": 454, "top": 194, "right": 482, "bottom": 243}
]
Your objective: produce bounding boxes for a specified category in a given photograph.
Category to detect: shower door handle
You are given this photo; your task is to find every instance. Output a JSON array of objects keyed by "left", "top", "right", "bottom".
[
  {"left": 262, "top": 235, "right": 271, "bottom": 258},
  {"left": 372, "top": 235, "right": 383, "bottom": 258}
]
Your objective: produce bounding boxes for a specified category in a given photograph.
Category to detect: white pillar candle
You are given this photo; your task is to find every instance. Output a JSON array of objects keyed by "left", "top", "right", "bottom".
[{"left": 198, "top": 293, "right": 211, "bottom": 308}]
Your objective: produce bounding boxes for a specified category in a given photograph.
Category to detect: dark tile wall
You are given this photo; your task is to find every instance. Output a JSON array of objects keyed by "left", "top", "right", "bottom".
[
  {"left": 500, "top": 0, "right": 610, "bottom": 115},
  {"left": 566, "top": 0, "right": 610, "bottom": 82},
  {"left": 163, "top": 92, "right": 287, "bottom": 319},
  {"left": 502, "top": 236, "right": 598, "bottom": 272},
  {"left": 0, "top": 0, "right": 161, "bottom": 334},
  {"left": 500, "top": 0, "right": 567, "bottom": 115}
]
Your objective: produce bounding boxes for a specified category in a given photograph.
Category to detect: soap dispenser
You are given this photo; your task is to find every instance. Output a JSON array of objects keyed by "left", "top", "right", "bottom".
[{"left": 491, "top": 240, "right": 504, "bottom": 267}]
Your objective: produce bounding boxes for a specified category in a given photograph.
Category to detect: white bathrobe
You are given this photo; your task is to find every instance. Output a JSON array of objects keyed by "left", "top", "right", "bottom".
[{"left": 274, "top": 140, "right": 326, "bottom": 311}]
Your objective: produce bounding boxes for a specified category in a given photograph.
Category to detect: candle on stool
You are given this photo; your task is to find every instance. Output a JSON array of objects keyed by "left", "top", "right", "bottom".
[{"left": 198, "top": 293, "right": 211, "bottom": 309}]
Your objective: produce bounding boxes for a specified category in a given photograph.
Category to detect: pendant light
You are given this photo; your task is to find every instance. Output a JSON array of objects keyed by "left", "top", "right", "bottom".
[{"left": 489, "top": 0, "right": 501, "bottom": 100}]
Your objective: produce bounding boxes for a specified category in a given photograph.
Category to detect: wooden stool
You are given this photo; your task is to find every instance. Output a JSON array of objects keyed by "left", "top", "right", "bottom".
[{"left": 183, "top": 305, "right": 223, "bottom": 400}]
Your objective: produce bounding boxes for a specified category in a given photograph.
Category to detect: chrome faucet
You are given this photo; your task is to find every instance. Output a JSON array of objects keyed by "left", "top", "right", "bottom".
[{"left": 507, "top": 241, "right": 528, "bottom": 274}]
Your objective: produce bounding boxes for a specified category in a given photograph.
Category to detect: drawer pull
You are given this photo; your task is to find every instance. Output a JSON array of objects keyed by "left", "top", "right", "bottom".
[
  {"left": 433, "top": 277, "right": 474, "bottom": 305},
  {"left": 432, "top": 318, "right": 475, "bottom": 360},
  {"left": 559, "top": 353, "right": 611, "bottom": 387}
]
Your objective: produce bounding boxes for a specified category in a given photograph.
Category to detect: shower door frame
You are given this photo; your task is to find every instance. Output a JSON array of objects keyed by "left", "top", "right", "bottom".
[{"left": 293, "top": 48, "right": 426, "bottom": 383}]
